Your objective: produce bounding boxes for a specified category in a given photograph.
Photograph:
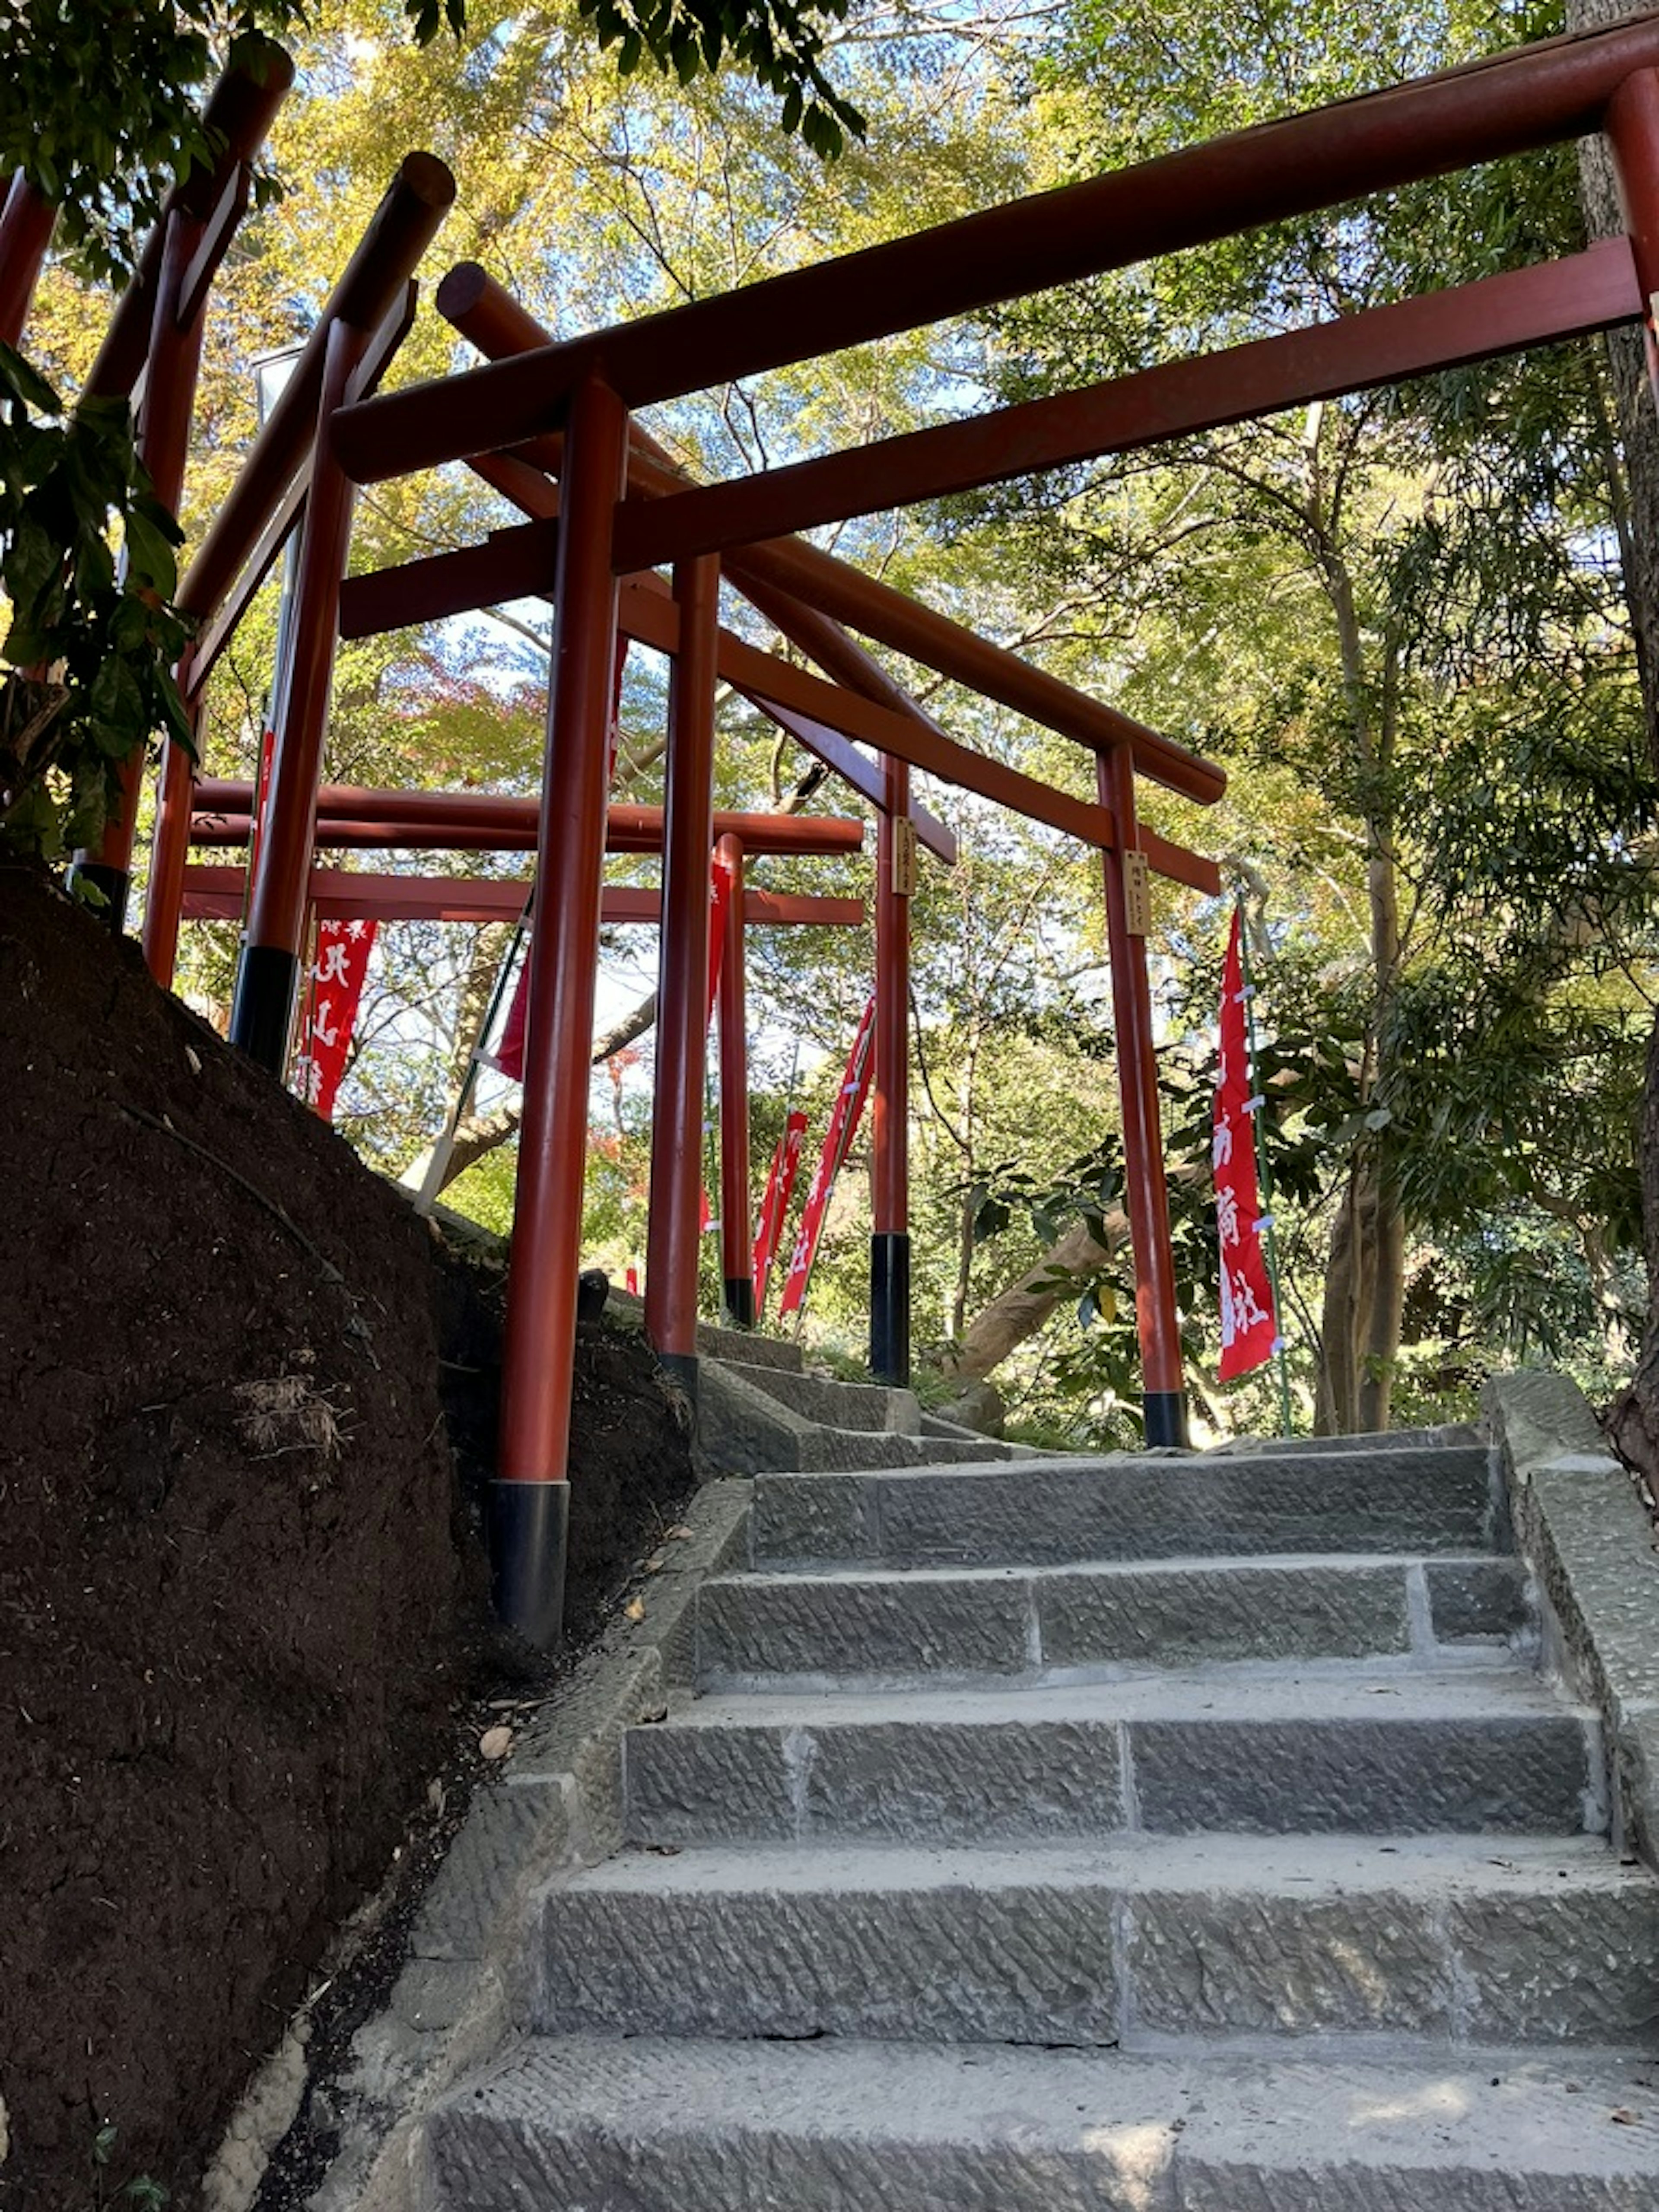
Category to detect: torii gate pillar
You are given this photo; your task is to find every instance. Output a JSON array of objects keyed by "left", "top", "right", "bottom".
[
  {"left": 871, "top": 753, "right": 912, "bottom": 1383},
  {"left": 1099, "top": 745, "right": 1189, "bottom": 1447},
  {"left": 493, "top": 373, "right": 629, "bottom": 1647}
]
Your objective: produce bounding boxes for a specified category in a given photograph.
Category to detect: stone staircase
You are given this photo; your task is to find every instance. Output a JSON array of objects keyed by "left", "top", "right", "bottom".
[
  {"left": 416, "top": 1427, "right": 1659, "bottom": 2207},
  {"left": 605, "top": 1288, "right": 1039, "bottom": 1471}
]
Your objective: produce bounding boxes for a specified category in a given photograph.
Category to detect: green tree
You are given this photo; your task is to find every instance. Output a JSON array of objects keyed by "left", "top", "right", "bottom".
[
  {"left": 958, "top": 0, "right": 1653, "bottom": 1430},
  {"left": 0, "top": 0, "right": 880, "bottom": 870}
]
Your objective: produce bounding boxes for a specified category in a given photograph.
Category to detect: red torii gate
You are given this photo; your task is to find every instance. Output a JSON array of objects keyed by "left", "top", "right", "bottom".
[
  {"left": 315, "top": 12, "right": 1659, "bottom": 1640},
  {"left": 13, "top": 13, "right": 1656, "bottom": 1646},
  {"left": 208, "top": 292, "right": 1224, "bottom": 1642},
  {"left": 183, "top": 785, "right": 871, "bottom": 1283}
]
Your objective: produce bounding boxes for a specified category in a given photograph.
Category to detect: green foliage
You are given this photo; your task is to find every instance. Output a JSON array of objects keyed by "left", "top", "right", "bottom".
[
  {"left": 577, "top": 0, "right": 864, "bottom": 154},
  {"left": 89, "top": 2122, "right": 168, "bottom": 2211},
  {"left": 0, "top": 8, "right": 308, "bottom": 285},
  {"left": 0, "top": 0, "right": 860, "bottom": 292},
  {"left": 0, "top": 344, "right": 192, "bottom": 866}
]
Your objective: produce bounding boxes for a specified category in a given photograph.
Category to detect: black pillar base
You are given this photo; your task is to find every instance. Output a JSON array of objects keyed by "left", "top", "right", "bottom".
[
  {"left": 656, "top": 1348, "right": 700, "bottom": 1403},
  {"left": 870, "top": 1230, "right": 911, "bottom": 1386},
  {"left": 229, "top": 941, "right": 300, "bottom": 1074},
  {"left": 68, "top": 862, "right": 131, "bottom": 931},
  {"left": 722, "top": 1278, "right": 755, "bottom": 1329},
  {"left": 1143, "top": 1390, "right": 1190, "bottom": 1449},
  {"left": 656, "top": 1349, "right": 700, "bottom": 1442},
  {"left": 487, "top": 1478, "right": 570, "bottom": 1649}
]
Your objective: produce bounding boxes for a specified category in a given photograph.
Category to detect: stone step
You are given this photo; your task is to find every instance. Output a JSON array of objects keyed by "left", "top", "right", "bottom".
[
  {"left": 426, "top": 2036, "right": 1659, "bottom": 2212},
  {"left": 696, "top": 1359, "right": 1024, "bottom": 1476},
  {"left": 720, "top": 1357, "right": 923, "bottom": 1435},
  {"left": 750, "top": 1443, "right": 1500, "bottom": 1568},
  {"left": 604, "top": 1287, "right": 806, "bottom": 1371},
  {"left": 1212, "top": 1421, "right": 1485, "bottom": 1456},
  {"left": 534, "top": 1834, "right": 1659, "bottom": 2046},
  {"left": 695, "top": 1554, "right": 1531, "bottom": 1687},
  {"left": 791, "top": 1430, "right": 1020, "bottom": 1471},
  {"left": 623, "top": 1670, "right": 1602, "bottom": 1846}
]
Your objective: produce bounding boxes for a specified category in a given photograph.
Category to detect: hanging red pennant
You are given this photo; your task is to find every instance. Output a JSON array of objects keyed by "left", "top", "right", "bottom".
[
  {"left": 486, "top": 940, "right": 531, "bottom": 1084},
  {"left": 753, "top": 1108, "right": 810, "bottom": 1312},
  {"left": 1214, "top": 910, "right": 1278, "bottom": 1379},
  {"left": 293, "top": 918, "right": 376, "bottom": 1122},
  {"left": 779, "top": 999, "right": 876, "bottom": 1319},
  {"left": 491, "top": 852, "right": 731, "bottom": 1094},
  {"left": 706, "top": 851, "right": 734, "bottom": 1024}
]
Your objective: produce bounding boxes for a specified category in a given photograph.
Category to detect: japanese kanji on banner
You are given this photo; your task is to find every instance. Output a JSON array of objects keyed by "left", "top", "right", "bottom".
[
  {"left": 779, "top": 999, "right": 876, "bottom": 1319},
  {"left": 293, "top": 918, "right": 376, "bottom": 1122},
  {"left": 752, "top": 1108, "right": 810, "bottom": 1312},
  {"left": 1214, "top": 910, "right": 1279, "bottom": 1379}
]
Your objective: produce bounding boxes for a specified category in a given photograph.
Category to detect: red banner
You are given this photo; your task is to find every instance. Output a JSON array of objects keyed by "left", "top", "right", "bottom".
[
  {"left": 753, "top": 1108, "right": 810, "bottom": 1312},
  {"left": 706, "top": 851, "right": 734, "bottom": 1024},
  {"left": 779, "top": 999, "right": 875, "bottom": 1319},
  {"left": 491, "top": 852, "right": 731, "bottom": 1092},
  {"left": 293, "top": 918, "right": 376, "bottom": 1122},
  {"left": 489, "top": 941, "right": 531, "bottom": 1083},
  {"left": 1214, "top": 910, "right": 1278, "bottom": 1379}
]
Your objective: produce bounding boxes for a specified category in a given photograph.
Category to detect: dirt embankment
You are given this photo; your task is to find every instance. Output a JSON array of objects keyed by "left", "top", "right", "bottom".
[{"left": 0, "top": 862, "right": 692, "bottom": 2211}]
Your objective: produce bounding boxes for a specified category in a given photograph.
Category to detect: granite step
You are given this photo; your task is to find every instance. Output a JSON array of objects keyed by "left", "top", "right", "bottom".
[
  {"left": 426, "top": 2035, "right": 1659, "bottom": 2212},
  {"left": 695, "top": 1554, "right": 1532, "bottom": 1688},
  {"left": 719, "top": 1357, "right": 924, "bottom": 1435},
  {"left": 749, "top": 1443, "right": 1501, "bottom": 1568},
  {"left": 623, "top": 1669, "right": 1602, "bottom": 1845},
  {"left": 695, "top": 1358, "right": 1026, "bottom": 1475},
  {"left": 604, "top": 1286, "right": 806, "bottom": 1372},
  {"left": 534, "top": 1833, "right": 1659, "bottom": 2046}
]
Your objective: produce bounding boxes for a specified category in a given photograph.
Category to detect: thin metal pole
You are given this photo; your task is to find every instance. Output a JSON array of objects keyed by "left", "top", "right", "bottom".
[
  {"left": 1098, "top": 744, "right": 1189, "bottom": 1447},
  {"left": 1234, "top": 898, "right": 1295, "bottom": 1439},
  {"left": 646, "top": 553, "right": 720, "bottom": 1390},
  {"left": 493, "top": 371, "right": 629, "bottom": 1647}
]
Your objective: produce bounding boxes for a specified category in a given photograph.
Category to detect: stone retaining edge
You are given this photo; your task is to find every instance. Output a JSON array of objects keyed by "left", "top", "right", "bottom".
[
  {"left": 292, "top": 1476, "right": 752, "bottom": 2212},
  {"left": 1485, "top": 1368, "right": 1659, "bottom": 1865}
]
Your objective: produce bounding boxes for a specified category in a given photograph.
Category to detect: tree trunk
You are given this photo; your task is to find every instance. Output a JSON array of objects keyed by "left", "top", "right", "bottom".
[
  {"left": 944, "top": 1158, "right": 1208, "bottom": 1386},
  {"left": 945, "top": 1212, "right": 1119, "bottom": 1385},
  {"left": 1320, "top": 540, "right": 1405, "bottom": 1432},
  {"left": 1315, "top": 1160, "right": 1363, "bottom": 1434},
  {"left": 397, "top": 989, "right": 659, "bottom": 1200},
  {"left": 1356, "top": 1157, "right": 1405, "bottom": 1432}
]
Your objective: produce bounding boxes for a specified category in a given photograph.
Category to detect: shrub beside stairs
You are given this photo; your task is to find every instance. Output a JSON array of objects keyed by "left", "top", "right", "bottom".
[{"left": 418, "top": 1348, "right": 1659, "bottom": 2207}]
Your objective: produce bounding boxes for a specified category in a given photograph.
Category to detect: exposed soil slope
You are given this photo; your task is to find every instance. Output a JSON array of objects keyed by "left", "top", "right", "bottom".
[{"left": 0, "top": 862, "right": 693, "bottom": 2211}]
